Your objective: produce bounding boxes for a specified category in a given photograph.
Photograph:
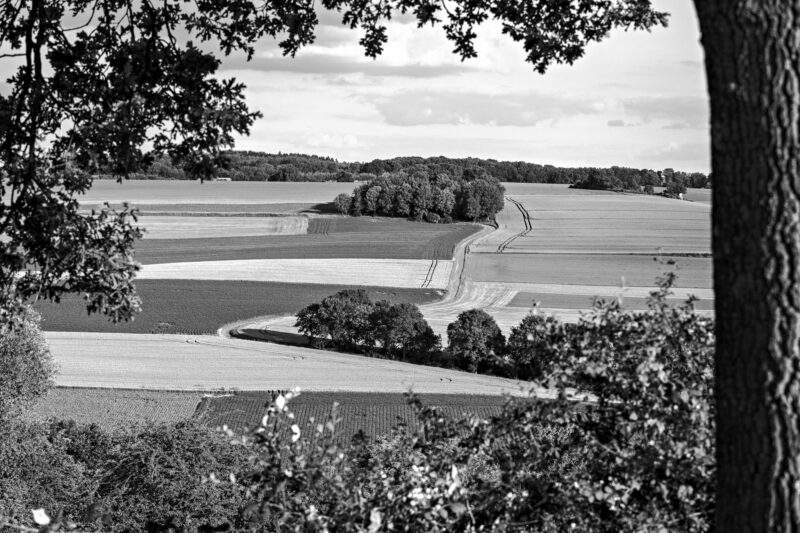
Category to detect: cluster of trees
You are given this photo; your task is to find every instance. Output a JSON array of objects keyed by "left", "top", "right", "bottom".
[
  {"left": 2, "top": 280, "right": 713, "bottom": 532},
  {"left": 295, "top": 290, "right": 441, "bottom": 363},
  {"left": 333, "top": 171, "right": 505, "bottom": 222}
]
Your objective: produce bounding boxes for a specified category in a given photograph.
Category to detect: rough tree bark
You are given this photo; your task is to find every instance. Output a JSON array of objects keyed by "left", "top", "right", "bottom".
[{"left": 694, "top": 1, "right": 800, "bottom": 531}]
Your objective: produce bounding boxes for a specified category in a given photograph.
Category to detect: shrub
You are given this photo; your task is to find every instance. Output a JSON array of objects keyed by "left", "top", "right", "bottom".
[
  {"left": 0, "top": 420, "right": 251, "bottom": 533},
  {"left": 446, "top": 309, "right": 506, "bottom": 373},
  {"left": 0, "top": 309, "right": 56, "bottom": 421},
  {"left": 333, "top": 193, "right": 353, "bottom": 214}
]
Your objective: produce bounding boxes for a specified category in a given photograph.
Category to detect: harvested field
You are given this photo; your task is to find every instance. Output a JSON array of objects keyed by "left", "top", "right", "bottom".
[
  {"left": 134, "top": 219, "right": 481, "bottom": 264},
  {"left": 198, "top": 392, "right": 513, "bottom": 439},
  {"left": 80, "top": 180, "right": 357, "bottom": 205},
  {"left": 139, "top": 215, "right": 308, "bottom": 239},
  {"left": 136, "top": 258, "right": 453, "bottom": 289},
  {"left": 467, "top": 254, "right": 712, "bottom": 289},
  {"left": 45, "top": 331, "right": 539, "bottom": 395},
  {"left": 82, "top": 202, "right": 327, "bottom": 215},
  {"left": 507, "top": 291, "right": 715, "bottom": 311},
  {"left": 26, "top": 388, "right": 203, "bottom": 430},
  {"left": 472, "top": 188, "right": 710, "bottom": 254},
  {"left": 36, "top": 280, "right": 441, "bottom": 334}
]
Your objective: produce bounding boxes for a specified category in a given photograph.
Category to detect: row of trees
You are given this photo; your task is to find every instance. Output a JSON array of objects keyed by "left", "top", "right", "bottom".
[
  {"left": 571, "top": 167, "right": 701, "bottom": 195},
  {"left": 332, "top": 171, "right": 505, "bottom": 223},
  {"left": 294, "top": 276, "right": 712, "bottom": 386},
  {"left": 104, "top": 151, "right": 710, "bottom": 188},
  {"left": 3, "top": 277, "right": 713, "bottom": 532}
]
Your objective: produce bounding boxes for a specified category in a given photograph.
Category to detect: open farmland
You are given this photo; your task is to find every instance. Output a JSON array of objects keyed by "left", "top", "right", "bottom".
[
  {"left": 45, "top": 331, "right": 537, "bottom": 395},
  {"left": 82, "top": 202, "right": 335, "bottom": 215},
  {"left": 472, "top": 185, "right": 710, "bottom": 254},
  {"left": 198, "top": 392, "right": 513, "bottom": 439},
  {"left": 134, "top": 218, "right": 480, "bottom": 264},
  {"left": 26, "top": 388, "right": 518, "bottom": 439},
  {"left": 466, "top": 253, "right": 712, "bottom": 288},
  {"left": 36, "top": 280, "right": 440, "bottom": 334},
  {"left": 138, "top": 215, "right": 309, "bottom": 239},
  {"left": 136, "top": 258, "right": 453, "bottom": 289},
  {"left": 80, "top": 180, "right": 358, "bottom": 205}
]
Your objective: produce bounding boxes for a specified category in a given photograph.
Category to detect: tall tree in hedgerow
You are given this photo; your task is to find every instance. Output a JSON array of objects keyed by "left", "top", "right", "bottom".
[
  {"left": 3, "top": 0, "right": 800, "bottom": 528},
  {"left": 505, "top": 312, "right": 565, "bottom": 381},
  {"left": 446, "top": 309, "right": 505, "bottom": 373}
]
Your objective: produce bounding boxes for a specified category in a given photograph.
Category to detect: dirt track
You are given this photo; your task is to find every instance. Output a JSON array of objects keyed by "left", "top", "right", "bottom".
[{"left": 45, "top": 331, "right": 539, "bottom": 395}]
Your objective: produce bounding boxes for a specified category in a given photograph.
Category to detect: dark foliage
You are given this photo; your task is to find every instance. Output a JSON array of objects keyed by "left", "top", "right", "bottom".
[
  {"left": 295, "top": 289, "right": 442, "bottom": 360},
  {"left": 0, "top": 420, "right": 250, "bottom": 532},
  {"left": 0, "top": 310, "right": 55, "bottom": 421},
  {"left": 446, "top": 309, "right": 506, "bottom": 373},
  {"left": 342, "top": 171, "right": 505, "bottom": 223}
]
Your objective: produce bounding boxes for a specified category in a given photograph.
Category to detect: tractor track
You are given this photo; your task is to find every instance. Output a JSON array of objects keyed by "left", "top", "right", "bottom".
[
  {"left": 421, "top": 259, "right": 439, "bottom": 288},
  {"left": 497, "top": 197, "right": 532, "bottom": 253}
]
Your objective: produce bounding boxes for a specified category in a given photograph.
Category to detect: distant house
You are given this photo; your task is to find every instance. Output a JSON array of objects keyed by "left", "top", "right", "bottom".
[{"left": 215, "top": 177, "right": 232, "bottom": 182}]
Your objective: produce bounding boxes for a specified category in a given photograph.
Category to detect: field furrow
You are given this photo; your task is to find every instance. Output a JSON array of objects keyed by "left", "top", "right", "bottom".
[{"left": 139, "top": 215, "right": 308, "bottom": 239}]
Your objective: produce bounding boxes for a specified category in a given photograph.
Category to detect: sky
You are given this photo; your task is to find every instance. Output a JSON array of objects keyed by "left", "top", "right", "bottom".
[{"left": 221, "top": 0, "right": 710, "bottom": 173}]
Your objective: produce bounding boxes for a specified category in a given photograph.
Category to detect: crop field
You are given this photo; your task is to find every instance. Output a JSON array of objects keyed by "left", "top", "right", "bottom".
[
  {"left": 134, "top": 219, "right": 480, "bottom": 264},
  {"left": 506, "top": 291, "right": 715, "bottom": 311},
  {"left": 42, "top": 181, "right": 713, "bottom": 417},
  {"left": 139, "top": 215, "right": 309, "bottom": 239},
  {"left": 136, "top": 258, "right": 454, "bottom": 289},
  {"left": 36, "top": 280, "right": 441, "bottom": 334},
  {"left": 466, "top": 253, "right": 712, "bottom": 289},
  {"left": 45, "top": 331, "right": 535, "bottom": 394},
  {"left": 472, "top": 187, "right": 710, "bottom": 255},
  {"left": 197, "top": 392, "right": 514, "bottom": 439},
  {"left": 26, "top": 388, "right": 204, "bottom": 431},
  {"left": 26, "top": 388, "right": 520, "bottom": 440},
  {"left": 80, "top": 180, "right": 358, "bottom": 205},
  {"left": 82, "top": 202, "right": 335, "bottom": 215}
]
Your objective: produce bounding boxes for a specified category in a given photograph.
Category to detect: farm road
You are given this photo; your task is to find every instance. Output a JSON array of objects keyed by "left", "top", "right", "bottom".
[{"left": 45, "top": 331, "right": 538, "bottom": 396}]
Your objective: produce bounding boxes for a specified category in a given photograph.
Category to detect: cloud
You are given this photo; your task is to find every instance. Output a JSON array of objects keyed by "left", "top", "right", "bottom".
[
  {"left": 221, "top": 52, "right": 473, "bottom": 78},
  {"left": 622, "top": 96, "right": 708, "bottom": 129},
  {"left": 368, "top": 90, "right": 598, "bottom": 127},
  {"left": 304, "top": 132, "right": 363, "bottom": 150},
  {"left": 607, "top": 119, "right": 626, "bottom": 127},
  {"left": 641, "top": 142, "right": 709, "bottom": 163}
]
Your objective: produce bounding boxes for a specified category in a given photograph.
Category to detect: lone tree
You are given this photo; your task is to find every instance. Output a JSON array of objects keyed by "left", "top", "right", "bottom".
[{"left": 1, "top": 0, "right": 797, "bottom": 529}]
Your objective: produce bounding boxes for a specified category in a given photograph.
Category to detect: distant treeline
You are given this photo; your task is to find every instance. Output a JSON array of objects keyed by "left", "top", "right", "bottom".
[
  {"left": 104, "top": 151, "right": 710, "bottom": 189},
  {"left": 333, "top": 170, "right": 505, "bottom": 223}
]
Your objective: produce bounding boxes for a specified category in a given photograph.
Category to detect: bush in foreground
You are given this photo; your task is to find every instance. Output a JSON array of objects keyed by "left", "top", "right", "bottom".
[{"left": 0, "top": 309, "right": 56, "bottom": 421}]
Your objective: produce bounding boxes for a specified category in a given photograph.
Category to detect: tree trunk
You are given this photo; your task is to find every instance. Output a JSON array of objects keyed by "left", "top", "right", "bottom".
[{"left": 694, "top": 1, "right": 800, "bottom": 531}]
